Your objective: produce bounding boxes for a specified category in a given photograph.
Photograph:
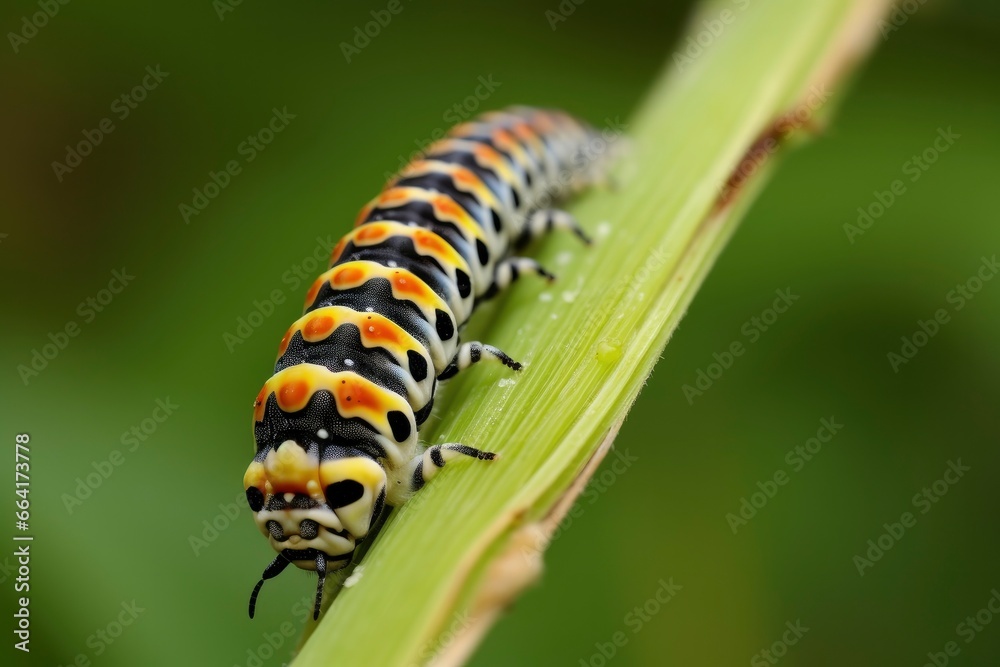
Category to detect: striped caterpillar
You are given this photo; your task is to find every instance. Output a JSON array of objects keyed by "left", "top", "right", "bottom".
[{"left": 244, "top": 106, "right": 612, "bottom": 619}]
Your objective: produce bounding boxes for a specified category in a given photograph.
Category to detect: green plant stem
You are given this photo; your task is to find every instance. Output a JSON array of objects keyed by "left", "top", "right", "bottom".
[{"left": 293, "top": 1, "right": 892, "bottom": 665}]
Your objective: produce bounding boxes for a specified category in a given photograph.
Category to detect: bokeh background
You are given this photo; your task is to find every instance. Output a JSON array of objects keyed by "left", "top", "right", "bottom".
[{"left": 2, "top": 0, "right": 999, "bottom": 665}]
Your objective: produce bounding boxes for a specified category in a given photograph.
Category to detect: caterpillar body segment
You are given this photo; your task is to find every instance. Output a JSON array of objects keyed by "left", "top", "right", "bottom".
[{"left": 244, "top": 106, "right": 612, "bottom": 619}]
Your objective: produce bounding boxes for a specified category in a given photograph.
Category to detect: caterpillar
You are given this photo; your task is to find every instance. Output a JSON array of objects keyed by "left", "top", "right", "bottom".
[{"left": 244, "top": 106, "right": 613, "bottom": 620}]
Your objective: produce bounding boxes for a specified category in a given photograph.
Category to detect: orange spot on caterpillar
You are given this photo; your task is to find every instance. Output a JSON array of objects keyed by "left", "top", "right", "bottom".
[
  {"left": 329, "top": 238, "right": 347, "bottom": 264},
  {"left": 362, "top": 319, "right": 402, "bottom": 346},
  {"left": 336, "top": 378, "right": 380, "bottom": 410},
  {"left": 304, "top": 314, "right": 335, "bottom": 338},
  {"left": 380, "top": 189, "right": 408, "bottom": 204},
  {"left": 304, "top": 278, "right": 323, "bottom": 307},
  {"left": 356, "top": 224, "right": 388, "bottom": 242},
  {"left": 512, "top": 122, "right": 535, "bottom": 141},
  {"left": 253, "top": 386, "right": 269, "bottom": 421},
  {"left": 393, "top": 272, "right": 428, "bottom": 298},
  {"left": 354, "top": 201, "right": 375, "bottom": 226},
  {"left": 434, "top": 197, "right": 462, "bottom": 220},
  {"left": 333, "top": 265, "right": 366, "bottom": 286},
  {"left": 492, "top": 128, "right": 515, "bottom": 148},
  {"left": 401, "top": 160, "right": 424, "bottom": 173},
  {"left": 277, "top": 379, "right": 311, "bottom": 411},
  {"left": 276, "top": 329, "right": 293, "bottom": 358},
  {"left": 414, "top": 229, "right": 449, "bottom": 255},
  {"left": 453, "top": 167, "right": 478, "bottom": 186},
  {"left": 530, "top": 113, "right": 556, "bottom": 133},
  {"left": 473, "top": 145, "right": 499, "bottom": 164}
]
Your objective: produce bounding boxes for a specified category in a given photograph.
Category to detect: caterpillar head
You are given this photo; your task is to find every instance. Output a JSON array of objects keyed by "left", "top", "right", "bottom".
[{"left": 243, "top": 439, "right": 387, "bottom": 619}]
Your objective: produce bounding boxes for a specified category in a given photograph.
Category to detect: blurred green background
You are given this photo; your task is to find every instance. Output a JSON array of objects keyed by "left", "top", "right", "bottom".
[{"left": 2, "top": 0, "right": 999, "bottom": 665}]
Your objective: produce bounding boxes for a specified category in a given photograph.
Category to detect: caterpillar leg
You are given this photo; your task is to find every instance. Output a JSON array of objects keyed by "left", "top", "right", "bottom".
[
  {"left": 519, "top": 209, "right": 593, "bottom": 247},
  {"left": 438, "top": 342, "right": 522, "bottom": 380},
  {"left": 408, "top": 444, "right": 497, "bottom": 492},
  {"left": 480, "top": 257, "right": 554, "bottom": 300}
]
